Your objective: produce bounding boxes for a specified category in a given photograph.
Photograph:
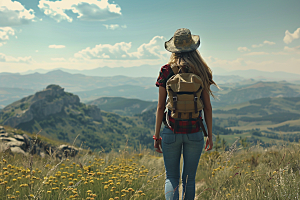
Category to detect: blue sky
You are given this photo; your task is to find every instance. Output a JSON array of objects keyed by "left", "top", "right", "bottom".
[{"left": 0, "top": 0, "right": 300, "bottom": 75}]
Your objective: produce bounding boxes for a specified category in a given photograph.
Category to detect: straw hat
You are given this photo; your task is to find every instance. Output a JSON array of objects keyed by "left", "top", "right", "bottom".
[{"left": 165, "top": 28, "right": 200, "bottom": 53}]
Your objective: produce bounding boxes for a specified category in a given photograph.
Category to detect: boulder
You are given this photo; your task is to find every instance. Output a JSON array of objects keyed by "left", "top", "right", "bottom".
[
  {"left": 57, "top": 145, "right": 79, "bottom": 157},
  {"left": 0, "top": 137, "right": 18, "bottom": 142},
  {"left": 10, "top": 147, "right": 26, "bottom": 155},
  {"left": 0, "top": 133, "right": 9, "bottom": 137},
  {"left": 14, "top": 134, "right": 25, "bottom": 142},
  {"left": 0, "top": 126, "right": 79, "bottom": 159},
  {"left": 0, "top": 142, "right": 10, "bottom": 152},
  {"left": 7, "top": 141, "right": 26, "bottom": 149},
  {"left": 0, "top": 136, "right": 26, "bottom": 150}
]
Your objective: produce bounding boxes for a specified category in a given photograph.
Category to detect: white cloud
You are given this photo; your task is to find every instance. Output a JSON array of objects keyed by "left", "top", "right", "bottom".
[
  {"left": 0, "top": 27, "right": 15, "bottom": 40},
  {"left": 252, "top": 40, "right": 275, "bottom": 48},
  {"left": 49, "top": 44, "right": 66, "bottom": 49},
  {"left": 0, "top": 53, "right": 33, "bottom": 63},
  {"left": 0, "top": 0, "right": 35, "bottom": 26},
  {"left": 38, "top": 0, "right": 121, "bottom": 23},
  {"left": 284, "top": 45, "right": 300, "bottom": 54},
  {"left": 51, "top": 58, "right": 66, "bottom": 61},
  {"left": 205, "top": 56, "right": 300, "bottom": 74},
  {"left": 74, "top": 36, "right": 167, "bottom": 60},
  {"left": 244, "top": 52, "right": 269, "bottom": 56},
  {"left": 263, "top": 40, "right": 275, "bottom": 45},
  {"left": 271, "top": 51, "right": 288, "bottom": 55},
  {"left": 0, "top": 27, "right": 14, "bottom": 46},
  {"left": 206, "top": 56, "right": 246, "bottom": 68},
  {"left": 103, "top": 24, "right": 126, "bottom": 30},
  {"left": 237, "top": 47, "right": 250, "bottom": 52},
  {"left": 283, "top": 28, "right": 300, "bottom": 44},
  {"left": 251, "top": 44, "right": 263, "bottom": 48},
  {"left": 103, "top": 24, "right": 119, "bottom": 30}
]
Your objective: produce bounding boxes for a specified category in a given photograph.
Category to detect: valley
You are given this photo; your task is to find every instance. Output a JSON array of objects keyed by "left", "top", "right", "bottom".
[{"left": 1, "top": 70, "right": 300, "bottom": 152}]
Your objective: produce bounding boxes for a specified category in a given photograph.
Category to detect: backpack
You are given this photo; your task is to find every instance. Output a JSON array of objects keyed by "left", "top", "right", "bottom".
[{"left": 165, "top": 65, "right": 208, "bottom": 136}]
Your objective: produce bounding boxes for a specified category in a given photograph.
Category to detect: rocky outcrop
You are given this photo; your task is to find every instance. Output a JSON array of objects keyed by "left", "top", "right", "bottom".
[
  {"left": 56, "top": 145, "right": 79, "bottom": 159},
  {"left": 1, "top": 84, "right": 101, "bottom": 128},
  {"left": 0, "top": 126, "right": 79, "bottom": 158}
]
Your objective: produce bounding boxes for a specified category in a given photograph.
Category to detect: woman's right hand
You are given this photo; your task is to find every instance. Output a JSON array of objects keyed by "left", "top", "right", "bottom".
[{"left": 205, "top": 137, "right": 213, "bottom": 151}]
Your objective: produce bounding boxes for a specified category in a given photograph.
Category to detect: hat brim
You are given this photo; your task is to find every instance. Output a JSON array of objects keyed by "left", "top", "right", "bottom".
[{"left": 165, "top": 35, "right": 200, "bottom": 53}]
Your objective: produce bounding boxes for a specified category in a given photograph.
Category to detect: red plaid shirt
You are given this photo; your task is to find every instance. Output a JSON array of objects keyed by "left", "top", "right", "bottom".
[{"left": 155, "top": 64, "right": 202, "bottom": 134}]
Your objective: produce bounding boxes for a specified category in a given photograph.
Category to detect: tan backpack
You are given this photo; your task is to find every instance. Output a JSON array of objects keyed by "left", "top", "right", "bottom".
[{"left": 166, "top": 65, "right": 207, "bottom": 136}]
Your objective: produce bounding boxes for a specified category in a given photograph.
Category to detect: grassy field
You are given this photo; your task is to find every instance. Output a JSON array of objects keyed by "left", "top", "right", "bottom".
[{"left": 1, "top": 138, "right": 300, "bottom": 200}]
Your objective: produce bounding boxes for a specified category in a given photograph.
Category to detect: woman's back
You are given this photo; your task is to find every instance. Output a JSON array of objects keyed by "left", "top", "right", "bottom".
[{"left": 153, "top": 28, "right": 217, "bottom": 200}]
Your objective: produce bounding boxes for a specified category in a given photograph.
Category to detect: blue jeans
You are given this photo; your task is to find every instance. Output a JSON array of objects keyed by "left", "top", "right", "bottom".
[{"left": 161, "top": 126, "right": 204, "bottom": 200}]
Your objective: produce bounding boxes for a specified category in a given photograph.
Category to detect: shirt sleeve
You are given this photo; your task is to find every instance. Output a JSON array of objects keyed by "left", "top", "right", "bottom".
[{"left": 155, "top": 64, "right": 171, "bottom": 88}]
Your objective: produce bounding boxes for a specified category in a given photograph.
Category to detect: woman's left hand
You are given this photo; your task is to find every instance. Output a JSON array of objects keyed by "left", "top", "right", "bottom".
[{"left": 154, "top": 140, "right": 162, "bottom": 153}]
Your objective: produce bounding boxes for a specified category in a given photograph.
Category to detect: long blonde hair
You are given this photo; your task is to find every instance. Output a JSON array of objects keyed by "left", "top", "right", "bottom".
[{"left": 168, "top": 49, "right": 219, "bottom": 98}]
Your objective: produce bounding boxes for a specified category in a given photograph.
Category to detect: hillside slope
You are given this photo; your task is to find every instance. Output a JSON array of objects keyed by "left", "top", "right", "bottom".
[
  {"left": 212, "top": 81, "right": 300, "bottom": 108},
  {"left": 0, "top": 85, "right": 153, "bottom": 152},
  {"left": 214, "top": 97, "right": 300, "bottom": 132}
]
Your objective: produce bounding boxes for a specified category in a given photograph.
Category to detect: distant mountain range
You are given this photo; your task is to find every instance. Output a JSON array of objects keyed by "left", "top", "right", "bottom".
[
  {"left": 20, "top": 65, "right": 160, "bottom": 78},
  {"left": 219, "top": 69, "right": 300, "bottom": 81},
  {"left": 0, "top": 87, "right": 35, "bottom": 109},
  {"left": 16, "top": 65, "right": 300, "bottom": 81},
  {"left": 87, "top": 97, "right": 157, "bottom": 116},
  {"left": 0, "top": 70, "right": 156, "bottom": 91},
  {"left": 74, "top": 85, "right": 158, "bottom": 102},
  {"left": 1, "top": 69, "right": 300, "bottom": 109}
]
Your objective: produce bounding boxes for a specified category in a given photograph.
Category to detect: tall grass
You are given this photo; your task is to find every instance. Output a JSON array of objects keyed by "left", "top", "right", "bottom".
[
  {"left": 1, "top": 140, "right": 300, "bottom": 200},
  {"left": 195, "top": 141, "right": 300, "bottom": 200}
]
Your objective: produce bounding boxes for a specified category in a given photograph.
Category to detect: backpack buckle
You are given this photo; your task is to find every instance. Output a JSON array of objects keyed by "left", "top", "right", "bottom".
[
  {"left": 173, "top": 96, "right": 177, "bottom": 102},
  {"left": 194, "top": 96, "right": 198, "bottom": 102}
]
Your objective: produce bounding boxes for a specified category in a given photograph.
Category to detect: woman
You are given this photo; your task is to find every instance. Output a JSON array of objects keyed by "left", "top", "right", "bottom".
[{"left": 153, "top": 28, "right": 218, "bottom": 200}]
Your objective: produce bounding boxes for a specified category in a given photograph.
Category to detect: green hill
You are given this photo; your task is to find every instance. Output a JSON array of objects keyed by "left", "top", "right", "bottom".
[
  {"left": 213, "top": 97, "right": 300, "bottom": 133},
  {"left": 87, "top": 97, "right": 157, "bottom": 116},
  {"left": 212, "top": 81, "right": 300, "bottom": 108},
  {"left": 0, "top": 85, "right": 154, "bottom": 152}
]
